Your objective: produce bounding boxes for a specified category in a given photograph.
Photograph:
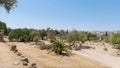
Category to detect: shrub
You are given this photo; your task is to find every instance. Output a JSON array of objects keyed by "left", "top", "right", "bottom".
[
  {"left": 33, "top": 36, "right": 40, "bottom": 44},
  {"left": 103, "top": 47, "right": 108, "bottom": 51},
  {"left": 0, "top": 21, "right": 7, "bottom": 35},
  {"left": 8, "top": 28, "right": 30, "bottom": 42},
  {"left": 29, "top": 30, "right": 40, "bottom": 41},
  {"left": 40, "top": 44, "right": 49, "bottom": 50},
  {"left": 47, "top": 39, "right": 72, "bottom": 56},
  {"left": 111, "top": 33, "right": 120, "bottom": 49},
  {"left": 8, "top": 28, "right": 40, "bottom": 42}
]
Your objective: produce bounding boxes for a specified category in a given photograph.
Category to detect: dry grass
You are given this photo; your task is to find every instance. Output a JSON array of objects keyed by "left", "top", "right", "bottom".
[
  {"left": 0, "top": 42, "right": 109, "bottom": 68},
  {"left": 16, "top": 42, "right": 109, "bottom": 68}
]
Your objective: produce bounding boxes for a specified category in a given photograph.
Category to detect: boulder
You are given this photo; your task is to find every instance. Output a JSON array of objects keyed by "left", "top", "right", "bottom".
[
  {"left": 22, "top": 61, "right": 28, "bottom": 66},
  {"left": 9, "top": 44, "right": 17, "bottom": 52},
  {"left": 31, "top": 62, "right": 36, "bottom": 66},
  {"left": 29, "top": 62, "right": 37, "bottom": 68},
  {"left": 16, "top": 52, "right": 22, "bottom": 56},
  {"left": 21, "top": 57, "right": 29, "bottom": 63}
]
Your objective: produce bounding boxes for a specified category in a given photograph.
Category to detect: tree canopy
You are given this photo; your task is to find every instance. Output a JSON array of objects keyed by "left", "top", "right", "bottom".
[
  {"left": 0, "top": 0, "right": 17, "bottom": 12},
  {"left": 111, "top": 33, "right": 120, "bottom": 49},
  {"left": 8, "top": 28, "right": 42, "bottom": 42},
  {"left": 87, "top": 32, "right": 99, "bottom": 41},
  {"left": 0, "top": 21, "right": 7, "bottom": 35}
]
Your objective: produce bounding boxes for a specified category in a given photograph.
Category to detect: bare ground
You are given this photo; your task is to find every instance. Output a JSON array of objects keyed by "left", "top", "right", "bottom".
[
  {"left": 0, "top": 42, "right": 109, "bottom": 68},
  {"left": 74, "top": 42, "right": 120, "bottom": 68}
]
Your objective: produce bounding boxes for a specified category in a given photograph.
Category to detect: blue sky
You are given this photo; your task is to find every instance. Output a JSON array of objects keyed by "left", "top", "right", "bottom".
[{"left": 0, "top": 0, "right": 120, "bottom": 31}]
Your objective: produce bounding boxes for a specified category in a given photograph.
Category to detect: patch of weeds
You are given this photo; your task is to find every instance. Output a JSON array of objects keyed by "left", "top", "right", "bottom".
[{"left": 103, "top": 47, "right": 108, "bottom": 51}]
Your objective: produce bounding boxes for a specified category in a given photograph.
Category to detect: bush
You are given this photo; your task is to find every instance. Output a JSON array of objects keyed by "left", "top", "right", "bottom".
[
  {"left": 67, "top": 30, "right": 80, "bottom": 46},
  {"left": 8, "top": 28, "right": 30, "bottom": 42},
  {"left": 8, "top": 28, "right": 40, "bottom": 42},
  {"left": 47, "top": 39, "right": 72, "bottom": 56},
  {"left": 111, "top": 33, "right": 120, "bottom": 49},
  {"left": 36, "top": 42, "right": 49, "bottom": 50},
  {"left": 103, "top": 47, "right": 108, "bottom": 51},
  {"left": 0, "top": 21, "right": 7, "bottom": 35},
  {"left": 33, "top": 36, "right": 40, "bottom": 44},
  {"left": 112, "top": 44, "right": 120, "bottom": 49},
  {"left": 40, "top": 44, "right": 49, "bottom": 50}
]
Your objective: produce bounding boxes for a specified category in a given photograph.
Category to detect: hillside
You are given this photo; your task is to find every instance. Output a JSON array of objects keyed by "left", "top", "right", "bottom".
[{"left": 0, "top": 42, "right": 109, "bottom": 68}]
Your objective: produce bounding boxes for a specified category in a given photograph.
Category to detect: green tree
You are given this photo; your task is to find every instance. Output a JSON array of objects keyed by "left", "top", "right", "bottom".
[
  {"left": 79, "top": 32, "right": 87, "bottom": 43},
  {"left": 111, "top": 33, "right": 120, "bottom": 49},
  {"left": 47, "top": 29, "right": 55, "bottom": 40},
  {"left": 29, "top": 30, "right": 40, "bottom": 41},
  {"left": 59, "top": 30, "right": 67, "bottom": 43},
  {"left": 33, "top": 36, "right": 40, "bottom": 44},
  {"left": 87, "top": 32, "right": 99, "bottom": 41},
  {"left": 8, "top": 29, "right": 22, "bottom": 41},
  {"left": 0, "top": 0, "right": 17, "bottom": 12},
  {"left": 54, "top": 29, "right": 60, "bottom": 36},
  {"left": 100, "top": 35, "right": 110, "bottom": 43},
  {"left": 8, "top": 28, "right": 30, "bottom": 42},
  {"left": 67, "top": 30, "right": 80, "bottom": 46},
  {"left": 47, "top": 39, "right": 71, "bottom": 56},
  {"left": 0, "top": 21, "right": 7, "bottom": 35},
  {"left": 39, "top": 29, "right": 47, "bottom": 40}
]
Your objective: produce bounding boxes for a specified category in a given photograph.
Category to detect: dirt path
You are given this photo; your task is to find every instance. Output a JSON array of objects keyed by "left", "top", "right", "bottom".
[
  {"left": 0, "top": 42, "right": 27, "bottom": 68},
  {"left": 74, "top": 49, "right": 120, "bottom": 68}
]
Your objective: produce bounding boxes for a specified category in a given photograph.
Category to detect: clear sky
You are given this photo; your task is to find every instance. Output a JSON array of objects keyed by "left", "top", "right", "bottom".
[{"left": 0, "top": 0, "right": 120, "bottom": 31}]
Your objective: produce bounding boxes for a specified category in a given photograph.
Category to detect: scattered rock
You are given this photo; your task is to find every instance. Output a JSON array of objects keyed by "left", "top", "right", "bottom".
[
  {"left": 116, "top": 50, "right": 120, "bottom": 56},
  {"left": 30, "top": 42, "right": 35, "bottom": 45},
  {"left": 111, "top": 50, "right": 120, "bottom": 56},
  {"left": 21, "top": 57, "right": 29, "bottom": 63},
  {"left": 38, "top": 43, "right": 49, "bottom": 50},
  {"left": 16, "top": 52, "right": 22, "bottom": 56},
  {"left": 21, "top": 55, "right": 25, "bottom": 58},
  {"left": 13, "top": 61, "right": 20, "bottom": 65},
  {"left": 31, "top": 62, "right": 36, "bottom": 66},
  {"left": 9, "top": 44, "right": 18, "bottom": 53},
  {"left": 31, "top": 65, "right": 37, "bottom": 68},
  {"left": 29, "top": 62, "right": 37, "bottom": 68},
  {"left": 10, "top": 44, "right": 17, "bottom": 51},
  {"left": 91, "top": 47, "right": 95, "bottom": 49},
  {"left": 13, "top": 49, "right": 18, "bottom": 53},
  {"left": 22, "top": 61, "right": 28, "bottom": 66}
]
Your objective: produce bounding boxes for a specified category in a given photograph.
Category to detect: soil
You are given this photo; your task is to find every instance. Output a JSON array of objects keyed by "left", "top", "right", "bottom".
[
  {"left": 0, "top": 42, "right": 109, "bottom": 68},
  {"left": 74, "top": 41, "right": 120, "bottom": 68}
]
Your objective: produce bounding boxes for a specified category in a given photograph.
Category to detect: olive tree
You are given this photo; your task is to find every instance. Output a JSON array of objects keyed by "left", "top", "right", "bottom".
[
  {"left": 47, "top": 29, "right": 55, "bottom": 40},
  {"left": 33, "top": 36, "right": 40, "bottom": 44},
  {"left": 67, "top": 30, "right": 80, "bottom": 47},
  {"left": 29, "top": 30, "right": 40, "bottom": 41}
]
